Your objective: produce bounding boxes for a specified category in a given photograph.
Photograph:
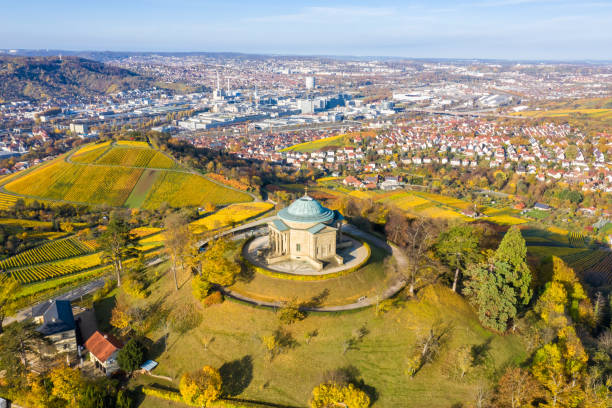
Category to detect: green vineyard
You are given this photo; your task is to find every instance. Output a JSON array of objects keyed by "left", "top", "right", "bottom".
[
  {"left": 8, "top": 252, "right": 103, "bottom": 284},
  {"left": 564, "top": 249, "right": 609, "bottom": 272},
  {"left": 568, "top": 232, "right": 590, "bottom": 248},
  {"left": 0, "top": 237, "right": 97, "bottom": 270},
  {"left": 583, "top": 252, "right": 612, "bottom": 285}
]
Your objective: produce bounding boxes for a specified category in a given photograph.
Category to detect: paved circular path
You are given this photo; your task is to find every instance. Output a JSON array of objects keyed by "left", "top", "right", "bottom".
[{"left": 221, "top": 223, "right": 408, "bottom": 312}]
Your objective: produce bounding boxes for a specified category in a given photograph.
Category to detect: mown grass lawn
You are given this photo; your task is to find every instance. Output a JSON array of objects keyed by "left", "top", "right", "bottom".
[{"left": 108, "top": 260, "right": 528, "bottom": 408}]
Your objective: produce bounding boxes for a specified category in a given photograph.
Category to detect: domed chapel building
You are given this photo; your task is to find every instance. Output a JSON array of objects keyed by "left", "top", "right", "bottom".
[{"left": 267, "top": 193, "right": 344, "bottom": 271}]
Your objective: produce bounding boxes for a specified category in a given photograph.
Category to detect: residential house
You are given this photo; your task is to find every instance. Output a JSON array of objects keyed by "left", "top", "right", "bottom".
[
  {"left": 84, "top": 331, "right": 124, "bottom": 376},
  {"left": 35, "top": 300, "right": 77, "bottom": 355}
]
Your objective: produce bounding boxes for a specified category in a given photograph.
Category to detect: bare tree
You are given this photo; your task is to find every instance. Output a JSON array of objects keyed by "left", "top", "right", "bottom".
[
  {"left": 400, "top": 216, "right": 439, "bottom": 296},
  {"left": 164, "top": 213, "right": 190, "bottom": 290}
]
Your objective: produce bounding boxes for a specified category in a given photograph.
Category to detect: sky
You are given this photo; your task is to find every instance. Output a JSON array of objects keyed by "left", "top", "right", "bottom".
[{"left": 1, "top": 0, "right": 611, "bottom": 60}]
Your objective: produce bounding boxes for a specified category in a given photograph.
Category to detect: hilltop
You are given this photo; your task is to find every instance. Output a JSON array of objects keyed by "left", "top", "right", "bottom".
[
  {"left": 0, "top": 55, "right": 151, "bottom": 101},
  {"left": 0, "top": 141, "right": 252, "bottom": 209}
]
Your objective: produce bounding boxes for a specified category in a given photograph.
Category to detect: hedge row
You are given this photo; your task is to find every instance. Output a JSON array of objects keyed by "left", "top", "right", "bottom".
[
  {"left": 142, "top": 386, "right": 268, "bottom": 408},
  {"left": 241, "top": 235, "right": 371, "bottom": 281}
]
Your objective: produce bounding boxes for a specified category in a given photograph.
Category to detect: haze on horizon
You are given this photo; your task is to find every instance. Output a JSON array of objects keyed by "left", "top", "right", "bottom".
[{"left": 1, "top": 0, "right": 611, "bottom": 61}]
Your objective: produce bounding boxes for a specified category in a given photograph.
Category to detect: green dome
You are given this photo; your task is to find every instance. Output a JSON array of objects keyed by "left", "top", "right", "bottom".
[{"left": 278, "top": 194, "right": 339, "bottom": 224}]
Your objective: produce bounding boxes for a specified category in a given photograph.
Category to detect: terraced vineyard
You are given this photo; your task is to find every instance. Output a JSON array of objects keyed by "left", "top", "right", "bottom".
[
  {"left": 564, "top": 249, "right": 609, "bottom": 272},
  {"left": 569, "top": 232, "right": 590, "bottom": 248},
  {"left": 9, "top": 252, "right": 103, "bottom": 284},
  {"left": 0, "top": 237, "right": 97, "bottom": 270},
  {"left": 95, "top": 146, "right": 175, "bottom": 168},
  {"left": 583, "top": 252, "right": 612, "bottom": 285},
  {"left": 71, "top": 141, "right": 112, "bottom": 163},
  {"left": 4, "top": 159, "right": 144, "bottom": 206},
  {"left": 0, "top": 192, "right": 18, "bottom": 210},
  {"left": 142, "top": 172, "right": 252, "bottom": 209}
]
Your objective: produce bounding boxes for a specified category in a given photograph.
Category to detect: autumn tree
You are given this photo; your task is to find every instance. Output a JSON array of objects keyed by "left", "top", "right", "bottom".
[
  {"left": 49, "top": 365, "right": 84, "bottom": 406},
  {"left": 398, "top": 216, "right": 439, "bottom": 296},
  {"left": 0, "top": 273, "right": 20, "bottom": 333},
  {"left": 534, "top": 257, "right": 594, "bottom": 330},
  {"left": 531, "top": 326, "right": 588, "bottom": 407},
  {"left": 496, "top": 367, "right": 542, "bottom": 408},
  {"left": 98, "top": 212, "right": 139, "bottom": 286},
  {"left": 201, "top": 237, "right": 240, "bottom": 286},
  {"left": 179, "top": 366, "right": 222, "bottom": 407},
  {"left": 434, "top": 223, "right": 482, "bottom": 292},
  {"left": 164, "top": 212, "right": 191, "bottom": 291},
  {"left": 310, "top": 382, "right": 370, "bottom": 408}
]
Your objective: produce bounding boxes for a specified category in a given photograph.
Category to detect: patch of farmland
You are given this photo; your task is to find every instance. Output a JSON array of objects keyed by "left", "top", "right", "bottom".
[
  {"left": 62, "top": 166, "right": 143, "bottom": 206},
  {"left": 418, "top": 206, "right": 466, "bottom": 220},
  {"left": 116, "top": 140, "right": 150, "bottom": 148},
  {"left": 0, "top": 237, "right": 96, "bottom": 270},
  {"left": 4, "top": 160, "right": 82, "bottom": 199},
  {"left": 0, "top": 218, "right": 53, "bottom": 229},
  {"left": 0, "top": 192, "right": 18, "bottom": 210},
  {"left": 8, "top": 252, "right": 103, "bottom": 284},
  {"left": 190, "top": 202, "right": 274, "bottom": 234},
  {"left": 95, "top": 147, "right": 175, "bottom": 168},
  {"left": 124, "top": 169, "right": 161, "bottom": 208},
  {"left": 527, "top": 246, "right": 589, "bottom": 259},
  {"left": 142, "top": 172, "right": 252, "bottom": 209},
  {"left": 71, "top": 142, "right": 112, "bottom": 163}
]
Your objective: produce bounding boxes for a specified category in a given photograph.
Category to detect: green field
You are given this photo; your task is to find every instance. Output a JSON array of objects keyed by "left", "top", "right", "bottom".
[{"left": 125, "top": 169, "right": 161, "bottom": 208}]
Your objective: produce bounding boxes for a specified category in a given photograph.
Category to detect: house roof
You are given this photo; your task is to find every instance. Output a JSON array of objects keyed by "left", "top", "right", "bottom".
[
  {"left": 36, "top": 300, "right": 75, "bottom": 336},
  {"left": 272, "top": 219, "right": 289, "bottom": 232},
  {"left": 85, "top": 331, "right": 123, "bottom": 363},
  {"left": 307, "top": 223, "right": 327, "bottom": 234}
]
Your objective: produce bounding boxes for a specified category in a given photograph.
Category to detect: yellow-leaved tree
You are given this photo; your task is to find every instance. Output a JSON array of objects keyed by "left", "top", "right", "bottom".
[
  {"left": 179, "top": 365, "right": 222, "bottom": 407},
  {"left": 49, "top": 365, "right": 83, "bottom": 405},
  {"left": 310, "top": 382, "right": 370, "bottom": 408},
  {"left": 531, "top": 326, "right": 588, "bottom": 407}
]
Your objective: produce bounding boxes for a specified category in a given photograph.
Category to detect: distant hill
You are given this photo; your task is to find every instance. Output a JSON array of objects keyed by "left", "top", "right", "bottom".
[{"left": 0, "top": 56, "right": 151, "bottom": 101}]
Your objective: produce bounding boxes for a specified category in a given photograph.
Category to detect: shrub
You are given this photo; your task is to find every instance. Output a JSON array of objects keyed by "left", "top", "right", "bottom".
[{"left": 202, "top": 291, "right": 224, "bottom": 307}]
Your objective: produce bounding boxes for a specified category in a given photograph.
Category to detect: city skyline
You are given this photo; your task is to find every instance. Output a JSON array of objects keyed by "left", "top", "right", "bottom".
[{"left": 2, "top": 0, "right": 612, "bottom": 60}]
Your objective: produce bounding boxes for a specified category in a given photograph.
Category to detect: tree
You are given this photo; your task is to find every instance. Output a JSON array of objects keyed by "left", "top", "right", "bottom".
[
  {"left": 496, "top": 367, "right": 541, "bottom": 408},
  {"left": 406, "top": 325, "right": 449, "bottom": 377},
  {"left": 310, "top": 382, "right": 370, "bottom": 408},
  {"left": 435, "top": 224, "right": 481, "bottom": 292},
  {"left": 493, "top": 226, "right": 532, "bottom": 305},
  {"left": 164, "top": 213, "right": 190, "bottom": 291},
  {"left": 78, "top": 378, "right": 117, "bottom": 408},
  {"left": 462, "top": 226, "right": 533, "bottom": 332},
  {"left": 0, "top": 274, "right": 20, "bottom": 333},
  {"left": 117, "top": 339, "right": 145, "bottom": 376},
  {"left": 116, "top": 390, "right": 134, "bottom": 408},
  {"left": 531, "top": 326, "right": 588, "bottom": 407},
  {"left": 535, "top": 257, "right": 593, "bottom": 329},
  {"left": 277, "top": 298, "right": 306, "bottom": 324},
  {"left": 399, "top": 216, "right": 439, "bottom": 296},
  {"left": 179, "top": 366, "right": 222, "bottom": 407},
  {"left": 98, "top": 212, "right": 139, "bottom": 286},
  {"left": 201, "top": 237, "right": 240, "bottom": 286},
  {"left": 49, "top": 365, "right": 84, "bottom": 406}
]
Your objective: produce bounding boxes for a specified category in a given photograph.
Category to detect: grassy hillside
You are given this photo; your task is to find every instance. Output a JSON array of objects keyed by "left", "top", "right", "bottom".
[
  {"left": 0, "top": 56, "right": 151, "bottom": 101},
  {"left": 117, "top": 266, "right": 527, "bottom": 408}
]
